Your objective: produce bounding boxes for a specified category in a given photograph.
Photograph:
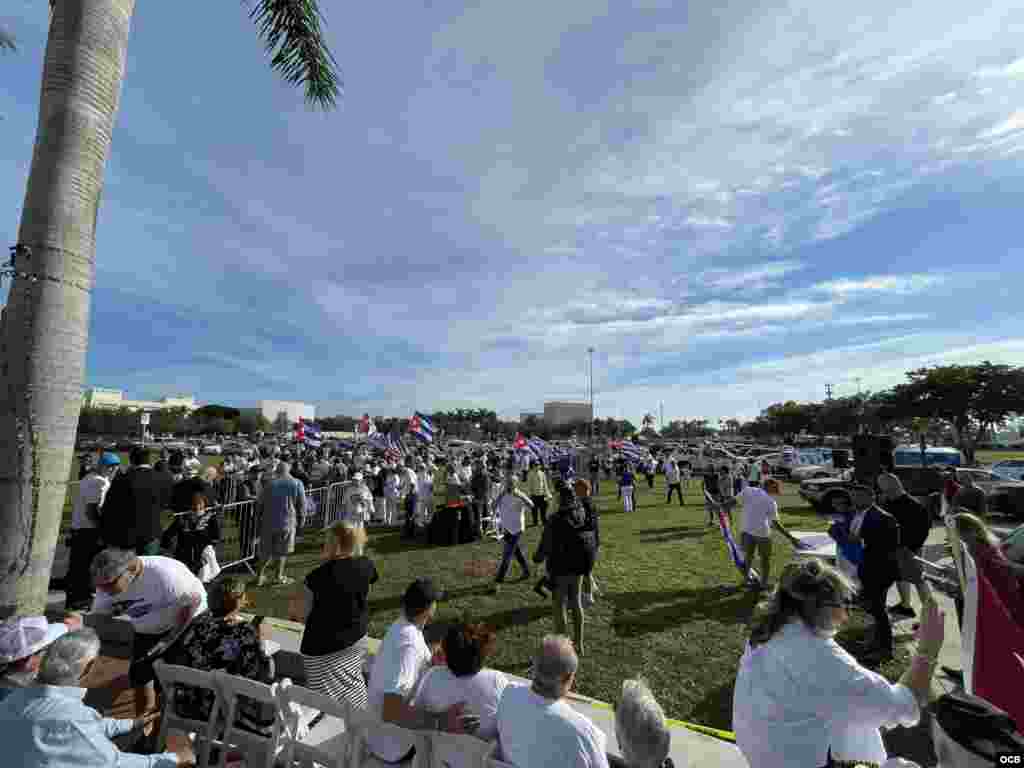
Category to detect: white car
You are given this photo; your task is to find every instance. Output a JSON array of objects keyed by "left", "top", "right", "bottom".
[
  {"left": 790, "top": 464, "right": 837, "bottom": 482},
  {"left": 200, "top": 443, "right": 222, "bottom": 455}
]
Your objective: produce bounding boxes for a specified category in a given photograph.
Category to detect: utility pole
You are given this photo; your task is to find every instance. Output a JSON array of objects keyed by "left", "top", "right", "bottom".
[
  {"left": 588, "top": 347, "right": 595, "bottom": 450},
  {"left": 659, "top": 401, "right": 664, "bottom": 431}
]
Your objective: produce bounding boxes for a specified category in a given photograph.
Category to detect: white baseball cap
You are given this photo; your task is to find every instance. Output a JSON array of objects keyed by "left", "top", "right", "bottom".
[{"left": 0, "top": 616, "right": 69, "bottom": 664}]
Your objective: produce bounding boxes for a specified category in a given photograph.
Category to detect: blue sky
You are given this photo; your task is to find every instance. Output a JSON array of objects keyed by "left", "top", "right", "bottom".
[{"left": 3, "top": 1, "right": 1024, "bottom": 424}]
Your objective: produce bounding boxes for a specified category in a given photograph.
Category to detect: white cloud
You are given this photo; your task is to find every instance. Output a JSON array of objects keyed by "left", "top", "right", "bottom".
[
  {"left": 811, "top": 273, "right": 945, "bottom": 297},
  {"left": 979, "top": 110, "right": 1024, "bottom": 139},
  {"left": 693, "top": 261, "right": 806, "bottom": 293}
]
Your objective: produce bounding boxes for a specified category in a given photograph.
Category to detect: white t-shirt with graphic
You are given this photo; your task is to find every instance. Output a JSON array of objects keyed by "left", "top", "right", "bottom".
[
  {"left": 91, "top": 556, "right": 208, "bottom": 636},
  {"left": 413, "top": 666, "right": 508, "bottom": 742}
]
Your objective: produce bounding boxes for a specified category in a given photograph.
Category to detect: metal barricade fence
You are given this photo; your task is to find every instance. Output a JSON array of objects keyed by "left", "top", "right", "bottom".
[{"left": 217, "top": 498, "right": 259, "bottom": 575}]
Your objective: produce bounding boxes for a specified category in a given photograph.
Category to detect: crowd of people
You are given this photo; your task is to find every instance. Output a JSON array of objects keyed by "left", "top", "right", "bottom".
[{"left": 5, "top": 437, "right": 1019, "bottom": 767}]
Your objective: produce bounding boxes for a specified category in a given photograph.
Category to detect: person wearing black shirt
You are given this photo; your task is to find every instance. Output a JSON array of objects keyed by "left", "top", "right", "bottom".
[
  {"left": 877, "top": 473, "right": 935, "bottom": 620},
  {"left": 100, "top": 447, "right": 172, "bottom": 555},
  {"left": 703, "top": 470, "right": 721, "bottom": 526},
  {"left": 292, "top": 521, "right": 379, "bottom": 708},
  {"left": 588, "top": 456, "right": 601, "bottom": 496}
]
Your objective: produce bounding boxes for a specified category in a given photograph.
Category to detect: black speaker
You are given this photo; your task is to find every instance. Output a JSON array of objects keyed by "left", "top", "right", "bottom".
[
  {"left": 832, "top": 449, "right": 850, "bottom": 470},
  {"left": 852, "top": 435, "right": 895, "bottom": 483}
]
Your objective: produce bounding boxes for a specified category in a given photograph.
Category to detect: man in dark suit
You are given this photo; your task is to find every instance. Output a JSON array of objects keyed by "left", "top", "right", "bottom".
[
  {"left": 100, "top": 447, "right": 173, "bottom": 555},
  {"left": 848, "top": 484, "right": 904, "bottom": 664}
]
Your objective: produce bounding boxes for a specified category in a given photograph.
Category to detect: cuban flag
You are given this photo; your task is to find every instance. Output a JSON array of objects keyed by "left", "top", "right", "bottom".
[
  {"left": 957, "top": 540, "right": 1024, "bottom": 727},
  {"left": 706, "top": 489, "right": 751, "bottom": 577},
  {"left": 619, "top": 441, "right": 644, "bottom": 461},
  {"left": 513, "top": 433, "right": 527, "bottom": 450},
  {"left": 302, "top": 421, "right": 322, "bottom": 448},
  {"left": 409, "top": 412, "right": 434, "bottom": 443},
  {"left": 386, "top": 432, "right": 406, "bottom": 457},
  {"left": 358, "top": 414, "right": 377, "bottom": 435},
  {"left": 368, "top": 432, "right": 389, "bottom": 451},
  {"left": 527, "top": 437, "right": 549, "bottom": 461}
]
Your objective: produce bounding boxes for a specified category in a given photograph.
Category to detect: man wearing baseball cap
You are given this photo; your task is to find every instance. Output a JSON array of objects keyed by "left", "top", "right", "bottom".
[{"left": 0, "top": 614, "right": 80, "bottom": 700}]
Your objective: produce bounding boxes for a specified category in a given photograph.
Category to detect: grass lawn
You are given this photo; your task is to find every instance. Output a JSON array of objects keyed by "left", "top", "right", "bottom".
[{"left": 244, "top": 477, "right": 916, "bottom": 736}]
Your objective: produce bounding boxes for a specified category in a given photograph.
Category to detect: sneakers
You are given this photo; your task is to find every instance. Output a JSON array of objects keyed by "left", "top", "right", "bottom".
[{"left": 888, "top": 604, "right": 916, "bottom": 620}]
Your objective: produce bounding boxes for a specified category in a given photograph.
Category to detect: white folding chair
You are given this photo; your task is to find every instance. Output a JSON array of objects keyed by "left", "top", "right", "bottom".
[
  {"left": 429, "top": 731, "right": 493, "bottom": 768},
  {"left": 152, "top": 661, "right": 224, "bottom": 768},
  {"left": 345, "top": 704, "right": 431, "bottom": 768},
  {"left": 213, "top": 671, "right": 286, "bottom": 768},
  {"left": 276, "top": 678, "right": 352, "bottom": 768}
]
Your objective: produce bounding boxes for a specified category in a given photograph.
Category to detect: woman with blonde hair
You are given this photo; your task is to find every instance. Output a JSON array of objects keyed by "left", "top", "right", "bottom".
[
  {"left": 291, "top": 521, "right": 378, "bottom": 706},
  {"left": 952, "top": 512, "right": 1024, "bottom": 622},
  {"left": 734, "top": 558, "right": 944, "bottom": 768}
]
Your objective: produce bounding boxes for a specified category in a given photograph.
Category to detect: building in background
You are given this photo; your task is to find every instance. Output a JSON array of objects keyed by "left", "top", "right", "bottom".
[
  {"left": 520, "top": 411, "right": 544, "bottom": 423},
  {"left": 240, "top": 400, "right": 316, "bottom": 432},
  {"left": 543, "top": 401, "right": 593, "bottom": 427},
  {"left": 82, "top": 387, "right": 196, "bottom": 411}
]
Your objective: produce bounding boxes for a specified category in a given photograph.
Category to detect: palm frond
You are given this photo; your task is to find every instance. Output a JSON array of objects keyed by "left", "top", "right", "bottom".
[
  {"left": 244, "top": 0, "right": 341, "bottom": 110},
  {"left": 0, "top": 27, "right": 16, "bottom": 53}
]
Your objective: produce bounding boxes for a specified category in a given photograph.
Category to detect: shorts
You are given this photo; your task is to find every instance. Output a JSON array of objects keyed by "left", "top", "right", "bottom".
[
  {"left": 740, "top": 531, "right": 771, "bottom": 548},
  {"left": 262, "top": 527, "right": 296, "bottom": 558}
]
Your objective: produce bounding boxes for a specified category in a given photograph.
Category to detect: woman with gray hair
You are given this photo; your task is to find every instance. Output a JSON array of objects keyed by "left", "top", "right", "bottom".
[
  {"left": 611, "top": 678, "right": 673, "bottom": 768},
  {"left": 0, "top": 628, "right": 193, "bottom": 766},
  {"left": 733, "top": 558, "right": 944, "bottom": 768}
]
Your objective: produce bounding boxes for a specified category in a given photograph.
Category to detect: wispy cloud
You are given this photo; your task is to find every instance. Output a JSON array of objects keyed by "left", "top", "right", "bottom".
[{"left": 811, "top": 274, "right": 945, "bottom": 297}]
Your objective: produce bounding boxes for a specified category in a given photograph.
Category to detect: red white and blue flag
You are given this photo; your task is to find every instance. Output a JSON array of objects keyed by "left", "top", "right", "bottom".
[
  {"left": 409, "top": 412, "right": 434, "bottom": 443},
  {"left": 707, "top": 489, "right": 748, "bottom": 575},
  {"left": 295, "top": 419, "right": 322, "bottom": 448}
]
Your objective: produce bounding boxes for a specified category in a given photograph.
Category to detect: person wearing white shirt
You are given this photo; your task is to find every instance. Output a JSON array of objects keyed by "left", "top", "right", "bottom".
[
  {"left": 496, "top": 635, "right": 608, "bottom": 768},
  {"left": 67, "top": 453, "right": 120, "bottom": 610},
  {"left": 413, "top": 622, "right": 508, "bottom": 768},
  {"left": 366, "top": 579, "right": 470, "bottom": 762},
  {"left": 733, "top": 558, "right": 944, "bottom": 768},
  {"left": 416, "top": 464, "right": 434, "bottom": 526},
  {"left": 733, "top": 480, "right": 803, "bottom": 588},
  {"left": 493, "top": 477, "right": 535, "bottom": 585}
]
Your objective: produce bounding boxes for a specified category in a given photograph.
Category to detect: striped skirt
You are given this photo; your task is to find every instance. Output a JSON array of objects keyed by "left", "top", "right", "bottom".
[{"left": 301, "top": 636, "right": 371, "bottom": 709}]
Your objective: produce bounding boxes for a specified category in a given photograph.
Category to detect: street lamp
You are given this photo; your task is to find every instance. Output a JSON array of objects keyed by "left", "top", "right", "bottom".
[{"left": 588, "top": 347, "right": 595, "bottom": 449}]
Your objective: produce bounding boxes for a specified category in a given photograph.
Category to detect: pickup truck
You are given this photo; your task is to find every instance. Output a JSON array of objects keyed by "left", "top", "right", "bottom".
[{"left": 799, "top": 467, "right": 1024, "bottom": 519}]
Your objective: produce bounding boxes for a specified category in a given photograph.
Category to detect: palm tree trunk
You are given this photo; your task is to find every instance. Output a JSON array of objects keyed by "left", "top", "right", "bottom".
[{"left": 0, "top": 0, "right": 135, "bottom": 618}]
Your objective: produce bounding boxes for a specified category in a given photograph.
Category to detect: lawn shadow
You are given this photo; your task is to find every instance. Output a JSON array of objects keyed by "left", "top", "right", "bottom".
[
  {"left": 636, "top": 525, "right": 710, "bottom": 543},
  {"left": 685, "top": 680, "right": 736, "bottom": 732},
  {"left": 366, "top": 531, "right": 431, "bottom": 556},
  {"left": 609, "top": 585, "right": 762, "bottom": 637},
  {"left": 473, "top": 603, "right": 552, "bottom": 632}
]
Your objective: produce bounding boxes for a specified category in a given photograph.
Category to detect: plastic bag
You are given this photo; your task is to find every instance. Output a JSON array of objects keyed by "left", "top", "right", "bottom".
[{"left": 198, "top": 545, "right": 221, "bottom": 583}]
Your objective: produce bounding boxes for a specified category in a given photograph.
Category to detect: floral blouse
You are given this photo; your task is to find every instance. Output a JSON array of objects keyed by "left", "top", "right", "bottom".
[{"left": 162, "top": 612, "right": 273, "bottom": 732}]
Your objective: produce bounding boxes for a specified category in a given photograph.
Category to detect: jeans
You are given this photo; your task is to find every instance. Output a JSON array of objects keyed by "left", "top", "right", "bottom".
[
  {"left": 530, "top": 496, "right": 548, "bottom": 526},
  {"left": 589, "top": 474, "right": 600, "bottom": 496},
  {"left": 495, "top": 532, "right": 529, "bottom": 581},
  {"left": 666, "top": 482, "right": 683, "bottom": 505},
  {"left": 67, "top": 528, "right": 103, "bottom": 607}
]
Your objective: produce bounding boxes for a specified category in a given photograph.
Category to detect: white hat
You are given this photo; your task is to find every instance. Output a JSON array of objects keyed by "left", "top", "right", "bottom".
[
  {"left": 352, "top": 472, "right": 364, "bottom": 482},
  {"left": 0, "top": 616, "right": 68, "bottom": 664}
]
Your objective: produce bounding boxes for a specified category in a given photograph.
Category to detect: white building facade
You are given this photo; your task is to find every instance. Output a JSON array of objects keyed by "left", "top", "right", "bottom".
[
  {"left": 82, "top": 387, "right": 196, "bottom": 411},
  {"left": 252, "top": 400, "right": 316, "bottom": 428}
]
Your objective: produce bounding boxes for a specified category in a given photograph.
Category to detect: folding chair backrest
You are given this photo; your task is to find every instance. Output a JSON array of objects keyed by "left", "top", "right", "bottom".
[
  {"left": 214, "top": 670, "right": 284, "bottom": 768},
  {"left": 276, "top": 679, "right": 351, "bottom": 768},
  {"left": 345, "top": 703, "right": 431, "bottom": 768},
  {"left": 152, "top": 661, "right": 222, "bottom": 768},
  {"left": 429, "top": 730, "right": 493, "bottom": 768}
]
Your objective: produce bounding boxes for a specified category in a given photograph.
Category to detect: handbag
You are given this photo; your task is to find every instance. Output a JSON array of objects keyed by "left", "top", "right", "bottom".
[{"left": 198, "top": 545, "right": 222, "bottom": 583}]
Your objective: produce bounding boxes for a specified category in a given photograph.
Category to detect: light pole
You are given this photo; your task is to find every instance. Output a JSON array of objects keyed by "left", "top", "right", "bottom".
[{"left": 588, "top": 347, "right": 595, "bottom": 449}]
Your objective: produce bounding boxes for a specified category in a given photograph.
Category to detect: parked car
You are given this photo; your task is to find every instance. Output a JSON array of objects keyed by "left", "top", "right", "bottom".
[
  {"left": 800, "top": 466, "right": 1024, "bottom": 520},
  {"left": 790, "top": 464, "right": 838, "bottom": 482},
  {"left": 992, "top": 459, "right": 1024, "bottom": 482}
]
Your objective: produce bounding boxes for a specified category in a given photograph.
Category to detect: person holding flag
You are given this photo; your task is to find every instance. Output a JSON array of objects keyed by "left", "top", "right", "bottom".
[
  {"left": 732, "top": 479, "right": 805, "bottom": 589},
  {"left": 409, "top": 412, "right": 434, "bottom": 444}
]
